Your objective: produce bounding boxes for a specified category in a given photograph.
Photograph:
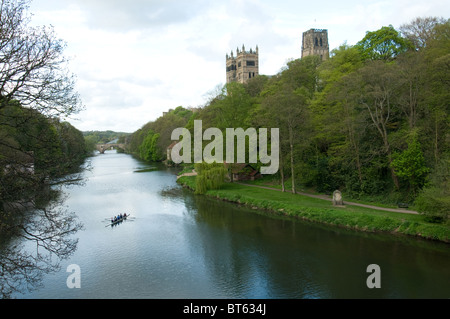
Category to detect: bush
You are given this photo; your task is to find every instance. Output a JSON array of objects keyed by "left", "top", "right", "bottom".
[
  {"left": 415, "top": 187, "right": 449, "bottom": 223},
  {"left": 194, "top": 162, "right": 227, "bottom": 194},
  {"left": 414, "top": 157, "right": 450, "bottom": 223}
]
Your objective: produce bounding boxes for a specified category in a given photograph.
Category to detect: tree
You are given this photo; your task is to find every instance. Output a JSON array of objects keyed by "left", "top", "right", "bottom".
[
  {"left": 356, "top": 25, "right": 414, "bottom": 61},
  {"left": 0, "top": 0, "right": 82, "bottom": 117},
  {"left": 421, "top": 20, "right": 450, "bottom": 166},
  {"left": 312, "top": 45, "right": 365, "bottom": 191},
  {"left": 0, "top": 1, "right": 84, "bottom": 298},
  {"left": 139, "top": 130, "right": 161, "bottom": 162},
  {"left": 399, "top": 16, "right": 447, "bottom": 50},
  {"left": 194, "top": 162, "right": 227, "bottom": 194},
  {"left": 352, "top": 61, "right": 401, "bottom": 189},
  {"left": 215, "top": 82, "right": 253, "bottom": 129},
  {"left": 260, "top": 83, "right": 310, "bottom": 194},
  {"left": 391, "top": 131, "right": 429, "bottom": 195},
  {"left": 414, "top": 156, "right": 450, "bottom": 222}
]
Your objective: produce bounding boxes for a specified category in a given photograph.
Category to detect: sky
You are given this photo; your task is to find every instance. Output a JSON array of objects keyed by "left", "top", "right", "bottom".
[{"left": 28, "top": 0, "right": 449, "bottom": 133}]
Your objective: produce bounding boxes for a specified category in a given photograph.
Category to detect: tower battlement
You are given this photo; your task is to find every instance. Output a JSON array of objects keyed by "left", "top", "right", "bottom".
[
  {"left": 226, "top": 44, "right": 259, "bottom": 84},
  {"left": 301, "top": 28, "right": 329, "bottom": 61}
]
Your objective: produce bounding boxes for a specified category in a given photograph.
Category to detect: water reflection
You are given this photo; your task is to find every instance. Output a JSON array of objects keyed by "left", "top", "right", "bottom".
[
  {"left": 0, "top": 188, "right": 83, "bottom": 298},
  {"left": 178, "top": 192, "right": 450, "bottom": 298},
  {"left": 4, "top": 152, "right": 449, "bottom": 299}
]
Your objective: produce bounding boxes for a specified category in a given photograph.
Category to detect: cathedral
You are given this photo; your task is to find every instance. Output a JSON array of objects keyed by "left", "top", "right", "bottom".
[{"left": 226, "top": 28, "right": 329, "bottom": 84}]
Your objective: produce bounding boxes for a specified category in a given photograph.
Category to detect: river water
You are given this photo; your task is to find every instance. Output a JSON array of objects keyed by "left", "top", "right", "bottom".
[{"left": 10, "top": 151, "right": 450, "bottom": 298}]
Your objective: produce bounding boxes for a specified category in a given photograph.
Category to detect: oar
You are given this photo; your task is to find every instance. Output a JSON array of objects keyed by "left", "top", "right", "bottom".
[{"left": 104, "top": 215, "right": 130, "bottom": 227}]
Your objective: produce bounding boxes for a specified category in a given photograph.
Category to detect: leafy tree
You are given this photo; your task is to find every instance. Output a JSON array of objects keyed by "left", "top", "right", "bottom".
[
  {"left": 0, "top": 0, "right": 82, "bottom": 117},
  {"left": 356, "top": 25, "right": 414, "bottom": 61},
  {"left": 0, "top": 1, "right": 85, "bottom": 298},
  {"left": 259, "top": 59, "right": 315, "bottom": 193},
  {"left": 399, "top": 16, "right": 447, "bottom": 50},
  {"left": 139, "top": 130, "right": 161, "bottom": 162},
  {"left": 215, "top": 82, "right": 253, "bottom": 129},
  {"left": 352, "top": 60, "right": 401, "bottom": 189},
  {"left": 414, "top": 156, "right": 450, "bottom": 222},
  {"left": 391, "top": 131, "right": 429, "bottom": 195},
  {"left": 194, "top": 162, "right": 227, "bottom": 194},
  {"left": 128, "top": 106, "right": 193, "bottom": 161},
  {"left": 312, "top": 45, "right": 365, "bottom": 190}
]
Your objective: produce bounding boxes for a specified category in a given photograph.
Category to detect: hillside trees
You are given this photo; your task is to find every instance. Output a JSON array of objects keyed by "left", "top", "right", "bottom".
[
  {"left": 131, "top": 17, "right": 448, "bottom": 218},
  {"left": 128, "top": 106, "right": 193, "bottom": 161},
  {"left": 311, "top": 45, "right": 365, "bottom": 193}
]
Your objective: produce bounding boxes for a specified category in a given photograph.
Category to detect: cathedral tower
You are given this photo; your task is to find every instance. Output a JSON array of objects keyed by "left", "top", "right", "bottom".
[
  {"left": 226, "top": 45, "right": 259, "bottom": 84},
  {"left": 301, "top": 29, "right": 329, "bottom": 61}
]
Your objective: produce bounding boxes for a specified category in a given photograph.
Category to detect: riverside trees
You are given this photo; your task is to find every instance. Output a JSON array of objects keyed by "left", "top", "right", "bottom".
[
  {"left": 0, "top": 0, "right": 85, "bottom": 298},
  {"left": 130, "top": 17, "right": 449, "bottom": 221}
]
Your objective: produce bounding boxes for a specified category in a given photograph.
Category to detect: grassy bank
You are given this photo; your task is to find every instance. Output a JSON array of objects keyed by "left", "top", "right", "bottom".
[{"left": 177, "top": 175, "right": 449, "bottom": 243}]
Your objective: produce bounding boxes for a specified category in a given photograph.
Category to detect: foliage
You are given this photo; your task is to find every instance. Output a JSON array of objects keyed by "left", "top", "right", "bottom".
[
  {"left": 414, "top": 157, "right": 450, "bottom": 222},
  {"left": 0, "top": 102, "right": 87, "bottom": 180},
  {"left": 194, "top": 162, "right": 227, "bottom": 194},
  {"left": 139, "top": 130, "right": 161, "bottom": 162},
  {"left": 0, "top": 0, "right": 86, "bottom": 299},
  {"left": 355, "top": 25, "right": 414, "bottom": 61},
  {"left": 0, "top": 0, "right": 82, "bottom": 117},
  {"left": 391, "top": 132, "right": 429, "bottom": 194},
  {"left": 135, "top": 17, "right": 449, "bottom": 212},
  {"left": 82, "top": 130, "right": 130, "bottom": 145},
  {"left": 177, "top": 176, "right": 449, "bottom": 242},
  {"left": 128, "top": 106, "right": 193, "bottom": 162}
]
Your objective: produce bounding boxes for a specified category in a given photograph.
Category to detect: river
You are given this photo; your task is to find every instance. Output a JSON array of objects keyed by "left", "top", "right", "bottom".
[{"left": 9, "top": 151, "right": 450, "bottom": 298}]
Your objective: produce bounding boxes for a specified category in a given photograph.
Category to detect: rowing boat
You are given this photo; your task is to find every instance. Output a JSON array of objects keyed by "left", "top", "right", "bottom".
[{"left": 110, "top": 214, "right": 129, "bottom": 226}]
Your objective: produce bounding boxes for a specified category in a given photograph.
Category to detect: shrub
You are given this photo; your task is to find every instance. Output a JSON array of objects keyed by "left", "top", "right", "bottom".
[{"left": 194, "top": 162, "right": 227, "bottom": 194}]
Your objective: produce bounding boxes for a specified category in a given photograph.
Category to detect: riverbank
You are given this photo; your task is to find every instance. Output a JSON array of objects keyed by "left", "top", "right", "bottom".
[{"left": 177, "top": 175, "right": 449, "bottom": 243}]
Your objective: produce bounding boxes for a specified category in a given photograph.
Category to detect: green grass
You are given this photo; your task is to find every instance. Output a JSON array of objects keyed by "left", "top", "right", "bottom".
[
  {"left": 177, "top": 176, "right": 449, "bottom": 243},
  {"left": 242, "top": 175, "right": 407, "bottom": 209}
]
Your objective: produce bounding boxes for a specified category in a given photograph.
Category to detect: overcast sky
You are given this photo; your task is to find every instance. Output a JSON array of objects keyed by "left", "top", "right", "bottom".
[{"left": 28, "top": 0, "right": 449, "bottom": 133}]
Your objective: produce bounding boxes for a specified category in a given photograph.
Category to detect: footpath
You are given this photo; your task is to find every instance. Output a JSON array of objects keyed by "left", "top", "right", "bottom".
[
  {"left": 176, "top": 169, "right": 419, "bottom": 215},
  {"left": 235, "top": 182, "right": 419, "bottom": 215}
]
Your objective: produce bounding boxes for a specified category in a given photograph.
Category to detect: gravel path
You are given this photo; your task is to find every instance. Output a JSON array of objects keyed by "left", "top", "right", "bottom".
[{"left": 235, "top": 182, "right": 419, "bottom": 215}]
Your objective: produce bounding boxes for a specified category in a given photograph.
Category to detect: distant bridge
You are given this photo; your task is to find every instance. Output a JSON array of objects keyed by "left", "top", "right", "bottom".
[{"left": 96, "top": 143, "right": 126, "bottom": 154}]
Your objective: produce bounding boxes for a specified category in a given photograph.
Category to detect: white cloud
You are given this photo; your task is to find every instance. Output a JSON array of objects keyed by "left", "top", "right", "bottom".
[{"left": 28, "top": 0, "right": 450, "bottom": 132}]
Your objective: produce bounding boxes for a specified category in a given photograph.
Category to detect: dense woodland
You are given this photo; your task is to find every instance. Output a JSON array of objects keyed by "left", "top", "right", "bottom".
[
  {"left": 129, "top": 17, "right": 449, "bottom": 221},
  {"left": 83, "top": 130, "right": 131, "bottom": 152}
]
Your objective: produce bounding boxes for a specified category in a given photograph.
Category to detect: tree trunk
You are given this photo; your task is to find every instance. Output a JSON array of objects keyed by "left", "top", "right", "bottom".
[
  {"left": 279, "top": 149, "right": 285, "bottom": 192},
  {"left": 289, "top": 125, "right": 296, "bottom": 194}
]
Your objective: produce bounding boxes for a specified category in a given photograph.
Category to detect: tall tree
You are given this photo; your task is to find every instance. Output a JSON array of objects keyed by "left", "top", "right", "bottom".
[
  {"left": 353, "top": 61, "right": 401, "bottom": 189},
  {"left": 313, "top": 45, "right": 365, "bottom": 189},
  {"left": 355, "top": 25, "right": 414, "bottom": 61},
  {"left": 260, "top": 83, "right": 309, "bottom": 194},
  {"left": 399, "top": 16, "right": 447, "bottom": 50},
  {"left": 0, "top": 0, "right": 82, "bottom": 117},
  {"left": 0, "top": 1, "right": 84, "bottom": 298}
]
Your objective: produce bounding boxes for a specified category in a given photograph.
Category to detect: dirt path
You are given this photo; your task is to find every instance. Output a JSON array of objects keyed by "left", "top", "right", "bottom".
[
  {"left": 235, "top": 182, "right": 419, "bottom": 215},
  {"left": 176, "top": 169, "right": 197, "bottom": 179}
]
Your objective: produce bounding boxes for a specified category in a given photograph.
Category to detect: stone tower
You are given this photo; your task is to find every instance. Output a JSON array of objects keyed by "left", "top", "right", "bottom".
[
  {"left": 301, "top": 29, "right": 329, "bottom": 61},
  {"left": 226, "top": 45, "right": 259, "bottom": 84}
]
